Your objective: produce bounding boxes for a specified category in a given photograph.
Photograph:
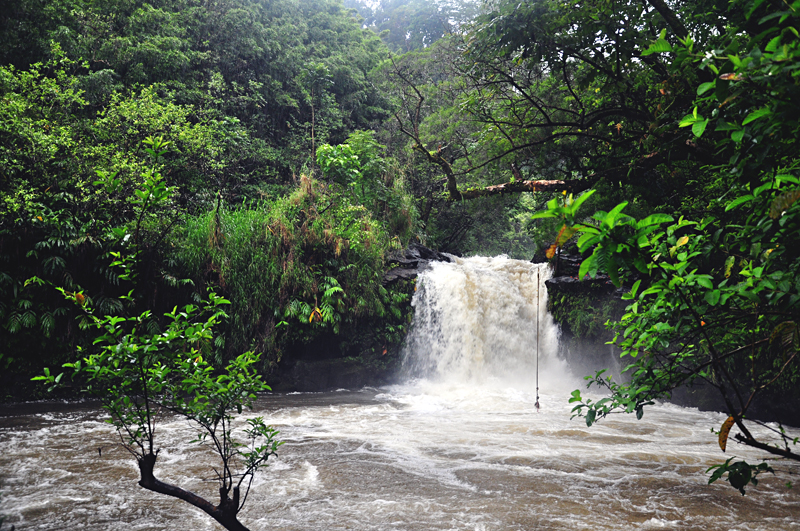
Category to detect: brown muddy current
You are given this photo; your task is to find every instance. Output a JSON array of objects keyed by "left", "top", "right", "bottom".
[{"left": 2, "top": 257, "right": 799, "bottom": 530}]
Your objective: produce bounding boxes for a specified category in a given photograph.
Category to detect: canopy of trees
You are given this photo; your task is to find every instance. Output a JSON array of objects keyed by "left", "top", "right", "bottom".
[{"left": 2, "top": 0, "right": 799, "bottom": 518}]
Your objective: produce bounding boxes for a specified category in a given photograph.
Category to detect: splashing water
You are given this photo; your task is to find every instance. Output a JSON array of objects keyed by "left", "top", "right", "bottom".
[
  {"left": 403, "top": 256, "right": 572, "bottom": 393},
  {"left": 2, "top": 256, "right": 800, "bottom": 530}
]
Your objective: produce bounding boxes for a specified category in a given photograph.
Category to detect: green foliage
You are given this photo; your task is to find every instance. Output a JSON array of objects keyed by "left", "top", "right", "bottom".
[
  {"left": 0, "top": 0, "right": 393, "bottom": 178},
  {"left": 317, "top": 130, "right": 418, "bottom": 243},
  {"left": 557, "top": 194, "right": 800, "bottom": 491},
  {"left": 530, "top": 0, "right": 800, "bottom": 493},
  {"left": 35, "top": 288, "right": 280, "bottom": 524},
  {"left": 172, "top": 175, "right": 407, "bottom": 367},
  {"left": 707, "top": 458, "right": 774, "bottom": 495},
  {"left": 31, "top": 134, "right": 280, "bottom": 528},
  {"left": 0, "top": 46, "right": 266, "bottom": 385}
]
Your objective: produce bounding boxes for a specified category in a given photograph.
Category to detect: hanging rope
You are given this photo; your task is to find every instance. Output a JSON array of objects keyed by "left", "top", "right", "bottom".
[{"left": 535, "top": 267, "right": 540, "bottom": 411}]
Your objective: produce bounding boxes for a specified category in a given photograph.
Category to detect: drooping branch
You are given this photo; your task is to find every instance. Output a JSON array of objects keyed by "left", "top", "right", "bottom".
[
  {"left": 733, "top": 432, "right": 800, "bottom": 462},
  {"left": 457, "top": 178, "right": 594, "bottom": 199},
  {"left": 138, "top": 452, "right": 250, "bottom": 531}
]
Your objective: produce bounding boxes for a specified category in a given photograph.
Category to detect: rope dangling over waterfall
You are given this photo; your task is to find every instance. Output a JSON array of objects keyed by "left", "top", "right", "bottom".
[
  {"left": 401, "top": 256, "right": 561, "bottom": 387},
  {"left": 535, "top": 268, "right": 540, "bottom": 411}
]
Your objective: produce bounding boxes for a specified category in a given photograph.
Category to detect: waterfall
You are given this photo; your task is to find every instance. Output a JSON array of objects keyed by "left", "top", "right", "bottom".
[{"left": 402, "top": 255, "right": 570, "bottom": 391}]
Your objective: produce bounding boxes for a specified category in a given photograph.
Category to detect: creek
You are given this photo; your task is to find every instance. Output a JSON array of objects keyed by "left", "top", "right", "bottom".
[{"left": 2, "top": 256, "right": 799, "bottom": 530}]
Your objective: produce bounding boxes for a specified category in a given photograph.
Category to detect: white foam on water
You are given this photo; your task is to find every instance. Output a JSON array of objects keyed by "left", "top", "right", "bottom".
[
  {"left": 403, "top": 256, "right": 577, "bottom": 394},
  {"left": 3, "top": 255, "right": 800, "bottom": 529}
]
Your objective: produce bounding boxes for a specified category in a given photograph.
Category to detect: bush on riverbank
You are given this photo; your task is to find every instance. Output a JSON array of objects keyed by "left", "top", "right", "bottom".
[{"left": 170, "top": 175, "right": 414, "bottom": 371}]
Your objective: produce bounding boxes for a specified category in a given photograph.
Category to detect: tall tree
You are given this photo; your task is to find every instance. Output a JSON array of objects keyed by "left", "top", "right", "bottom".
[{"left": 534, "top": 0, "right": 800, "bottom": 493}]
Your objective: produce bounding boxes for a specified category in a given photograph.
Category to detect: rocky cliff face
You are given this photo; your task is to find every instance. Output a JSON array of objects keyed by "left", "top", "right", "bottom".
[
  {"left": 542, "top": 258, "right": 628, "bottom": 382},
  {"left": 269, "top": 244, "right": 452, "bottom": 393}
]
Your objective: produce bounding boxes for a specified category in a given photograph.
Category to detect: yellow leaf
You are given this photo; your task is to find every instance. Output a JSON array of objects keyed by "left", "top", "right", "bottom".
[
  {"left": 724, "top": 256, "right": 735, "bottom": 278},
  {"left": 677, "top": 235, "right": 689, "bottom": 247},
  {"left": 545, "top": 244, "right": 558, "bottom": 260},
  {"left": 719, "top": 416, "right": 735, "bottom": 452},
  {"left": 555, "top": 225, "right": 578, "bottom": 247}
]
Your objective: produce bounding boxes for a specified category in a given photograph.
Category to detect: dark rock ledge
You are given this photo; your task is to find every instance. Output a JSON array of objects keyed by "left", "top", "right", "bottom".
[{"left": 383, "top": 242, "right": 453, "bottom": 283}]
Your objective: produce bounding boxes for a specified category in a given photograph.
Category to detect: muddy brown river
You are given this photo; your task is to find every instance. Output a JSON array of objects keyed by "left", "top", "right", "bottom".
[{"left": 2, "top": 257, "right": 798, "bottom": 530}]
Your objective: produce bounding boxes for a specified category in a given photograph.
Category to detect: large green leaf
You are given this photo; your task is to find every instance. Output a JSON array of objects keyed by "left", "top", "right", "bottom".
[
  {"left": 742, "top": 107, "right": 771, "bottom": 125},
  {"left": 641, "top": 38, "right": 673, "bottom": 56}
]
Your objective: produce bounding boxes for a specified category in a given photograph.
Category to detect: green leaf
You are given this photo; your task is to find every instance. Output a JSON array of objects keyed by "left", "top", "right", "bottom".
[
  {"left": 697, "top": 81, "right": 716, "bottom": 95},
  {"left": 725, "top": 195, "right": 754, "bottom": 211},
  {"left": 636, "top": 213, "right": 674, "bottom": 229},
  {"left": 579, "top": 252, "right": 597, "bottom": 280},
  {"left": 742, "top": 107, "right": 771, "bottom": 125},
  {"left": 641, "top": 38, "right": 673, "bottom": 56},
  {"left": 765, "top": 35, "right": 782, "bottom": 53},
  {"left": 692, "top": 118, "right": 709, "bottom": 137},
  {"left": 696, "top": 276, "right": 713, "bottom": 289},
  {"left": 570, "top": 189, "right": 596, "bottom": 213},
  {"left": 585, "top": 408, "right": 597, "bottom": 427},
  {"left": 630, "top": 279, "right": 642, "bottom": 298},
  {"left": 705, "top": 290, "right": 721, "bottom": 306},
  {"left": 715, "top": 121, "right": 739, "bottom": 132},
  {"left": 530, "top": 210, "right": 558, "bottom": 220},
  {"left": 603, "top": 202, "right": 629, "bottom": 228}
]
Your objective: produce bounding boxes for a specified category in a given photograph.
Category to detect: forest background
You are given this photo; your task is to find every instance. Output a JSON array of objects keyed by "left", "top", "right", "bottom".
[{"left": 2, "top": 0, "right": 800, "bottom": 495}]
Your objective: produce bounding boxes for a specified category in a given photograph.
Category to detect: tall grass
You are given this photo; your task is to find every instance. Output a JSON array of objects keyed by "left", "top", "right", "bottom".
[{"left": 172, "top": 176, "right": 405, "bottom": 367}]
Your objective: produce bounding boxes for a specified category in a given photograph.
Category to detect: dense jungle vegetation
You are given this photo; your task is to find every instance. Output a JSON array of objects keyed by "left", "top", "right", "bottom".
[{"left": 2, "top": 0, "right": 800, "bottom": 501}]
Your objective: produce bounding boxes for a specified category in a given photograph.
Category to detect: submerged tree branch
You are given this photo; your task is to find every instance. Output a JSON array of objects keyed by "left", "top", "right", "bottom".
[{"left": 138, "top": 452, "right": 249, "bottom": 531}]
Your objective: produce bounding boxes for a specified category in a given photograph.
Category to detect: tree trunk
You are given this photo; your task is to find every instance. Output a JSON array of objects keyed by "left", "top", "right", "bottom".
[
  {"left": 137, "top": 452, "right": 250, "bottom": 531},
  {"left": 645, "top": 0, "right": 689, "bottom": 38},
  {"left": 412, "top": 143, "right": 462, "bottom": 200}
]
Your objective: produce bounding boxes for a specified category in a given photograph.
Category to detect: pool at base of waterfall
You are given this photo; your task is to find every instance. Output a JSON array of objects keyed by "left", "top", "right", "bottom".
[
  {"left": 1, "top": 385, "right": 799, "bottom": 530},
  {"left": 3, "top": 256, "right": 799, "bottom": 530}
]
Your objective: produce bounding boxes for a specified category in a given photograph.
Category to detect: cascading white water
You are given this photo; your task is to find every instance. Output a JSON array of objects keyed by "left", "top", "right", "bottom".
[
  {"left": 403, "top": 256, "right": 569, "bottom": 391},
  {"left": 3, "top": 255, "right": 800, "bottom": 530}
]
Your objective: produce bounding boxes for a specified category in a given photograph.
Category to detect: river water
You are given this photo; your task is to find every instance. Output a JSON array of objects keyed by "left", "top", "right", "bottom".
[{"left": 2, "top": 257, "right": 799, "bottom": 530}]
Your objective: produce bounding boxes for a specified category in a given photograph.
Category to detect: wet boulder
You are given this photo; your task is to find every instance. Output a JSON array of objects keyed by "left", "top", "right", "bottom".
[
  {"left": 544, "top": 274, "right": 616, "bottom": 294},
  {"left": 383, "top": 243, "right": 453, "bottom": 284}
]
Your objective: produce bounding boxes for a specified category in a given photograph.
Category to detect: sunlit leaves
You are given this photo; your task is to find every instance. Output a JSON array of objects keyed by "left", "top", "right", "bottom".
[
  {"left": 679, "top": 107, "right": 709, "bottom": 137},
  {"left": 641, "top": 36, "right": 673, "bottom": 56}
]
